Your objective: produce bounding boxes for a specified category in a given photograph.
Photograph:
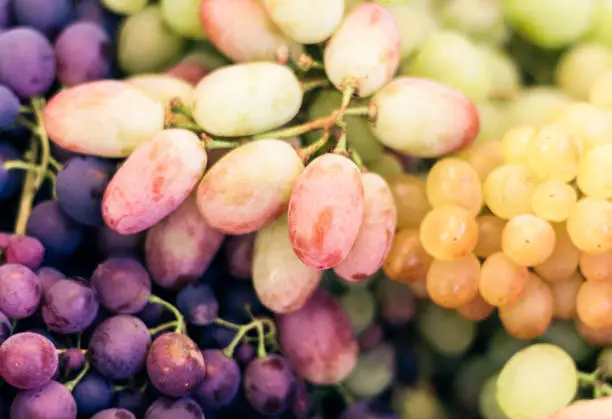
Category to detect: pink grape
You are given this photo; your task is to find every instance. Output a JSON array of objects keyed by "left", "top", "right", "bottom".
[
  {"left": 102, "top": 129, "right": 207, "bottom": 235},
  {"left": 145, "top": 194, "right": 225, "bottom": 289},
  {"left": 225, "top": 234, "right": 255, "bottom": 279},
  {"left": 288, "top": 154, "right": 364, "bottom": 270},
  {"left": 324, "top": 3, "right": 401, "bottom": 97},
  {"left": 253, "top": 214, "right": 322, "bottom": 314},
  {"left": 370, "top": 77, "right": 479, "bottom": 157},
  {"left": 276, "top": 288, "right": 358, "bottom": 384},
  {"left": 197, "top": 139, "right": 304, "bottom": 234},
  {"left": 199, "top": 0, "right": 302, "bottom": 63},
  {"left": 334, "top": 172, "right": 397, "bottom": 282},
  {"left": 43, "top": 80, "right": 164, "bottom": 158}
]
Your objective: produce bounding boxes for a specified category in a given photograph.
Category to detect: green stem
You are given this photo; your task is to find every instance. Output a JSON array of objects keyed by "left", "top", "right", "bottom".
[
  {"left": 167, "top": 118, "right": 203, "bottom": 133},
  {"left": 3, "top": 161, "right": 39, "bottom": 172},
  {"left": 223, "top": 323, "right": 258, "bottom": 359},
  {"left": 205, "top": 138, "right": 244, "bottom": 150},
  {"left": 148, "top": 295, "right": 185, "bottom": 334},
  {"left": 350, "top": 149, "right": 366, "bottom": 171},
  {"left": 65, "top": 361, "right": 91, "bottom": 391},
  {"left": 14, "top": 139, "right": 39, "bottom": 236},
  {"left": 149, "top": 321, "right": 181, "bottom": 336},
  {"left": 302, "top": 79, "right": 330, "bottom": 93},
  {"left": 49, "top": 157, "right": 63, "bottom": 172},
  {"left": 113, "top": 383, "right": 132, "bottom": 392},
  {"left": 255, "top": 322, "right": 267, "bottom": 359},
  {"left": 297, "top": 132, "right": 331, "bottom": 162},
  {"left": 336, "top": 383, "right": 355, "bottom": 406},
  {"left": 333, "top": 129, "right": 348, "bottom": 155},
  {"left": 213, "top": 318, "right": 241, "bottom": 331},
  {"left": 254, "top": 115, "right": 335, "bottom": 140},
  {"left": 296, "top": 53, "right": 324, "bottom": 72},
  {"left": 169, "top": 98, "right": 194, "bottom": 118},
  {"left": 343, "top": 106, "right": 371, "bottom": 117}
]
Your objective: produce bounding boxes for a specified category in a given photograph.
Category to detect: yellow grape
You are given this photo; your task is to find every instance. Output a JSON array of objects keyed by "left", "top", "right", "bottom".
[
  {"left": 555, "top": 42, "right": 612, "bottom": 100},
  {"left": 566, "top": 197, "right": 612, "bottom": 254},
  {"left": 419, "top": 205, "right": 478, "bottom": 261},
  {"left": 577, "top": 143, "right": 612, "bottom": 199},
  {"left": 502, "top": 215, "right": 556, "bottom": 266},
  {"left": 579, "top": 251, "right": 612, "bottom": 282},
  {"left": 388, "top": 174, "right": 431, "bottom": 229},
  {"left": 531, "top": 181, "right": 577, "bottom": 222},
  {"left": 508, "top": 87, "right": 572, "bottom": 128},
  {"left": 525, "top": 124, "right": 581, "bottom": 182},
  {"left": 383, "top": 229, "right": 433, "bottom": 284},
  {"left": 551, "top": 272, "right": 583, "bottom": 320},
  {"left": 426, "top": 253, "right": 480, "bottom": 309},
  {"left": 426, "top": 157, "right": 483, "bottom": 216},
  {"left": 576, "top": 280, "right": 612, "bottom": 329},
  {"left": 589, "top": 71, "right": 612, "bottom": 110},
  {"left": 474, "top": 215, "right": 505, "bottom": 258},
  {"left": 456, "top": 141, "right": 504, "bottom": 181},
  {"left": 475, "top": 101, "right": 511, "bottom": 144},
  {"left": 479, "top": 252, "right": 529, "bottom": 307},
  {"left": 553, "top": 102, "right": 612, "bottom": 150},
  {"left": 458, "top": 294, "right": 495, "bottom": 322},
  {"left": 534, "top": 223, "right": 580, "bottom": 283},
  {"left": 500, "top": 125, "right": 536, "bottom": 164},
  {"left": 483, "top": 164, "right": 537, "bottom": 219}
]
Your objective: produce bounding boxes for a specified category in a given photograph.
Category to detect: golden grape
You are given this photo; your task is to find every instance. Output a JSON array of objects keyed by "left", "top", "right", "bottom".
[
  {"left": 479, "top": 252, "right": 529, "bottom": 307},
  {"left": 534, "top": 223, "right": 580, "bottom": 283},
  {"left": 383, "top": 229, "right": 433, "bottom": 284},
  {"left": 419, "top": 205, "right": 478, "bottom": 261},
  {"left": 525, "top": 124, "right": 581, "bottom": 182},
  {"left": 474, "top": 214, "right": 505, "bottom": 258},
  {"left": 579, "top": 251, "right": 612, "bottom": 282},
  {"left": 426, "top": 157, "right": 483, "bottom": 215},
  {"left": 576, "top": 280, "right": 612, "bottom": 329},
  {"left": 426, "top": 253, "right": 480, "bottom": 308},
  {"left": 577, "top": 143, "right": 612, "bottom": 199},
  {"left": 483, "top": 164, "right": 537, "bottom": 219},
  {"left": 502, "top": 215, "right": 556, "bottom": 266},
  {"left": 500, "top": 126, "right": 535, "bottom": 164},
  {"left": 531, "top": 181, "right": 577, "bottom": 222},
  {"left": 567, "top": 197, "right": 612, "bottom": 254},
  {"left": 551, "top": 272, "right": 583, "bottom": 320},
  {"left": 388, "top": 174, "right": 432, "bottom": 229}
]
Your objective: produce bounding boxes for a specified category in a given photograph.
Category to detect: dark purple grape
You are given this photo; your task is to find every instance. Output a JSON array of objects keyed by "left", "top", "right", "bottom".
[
  {"left": 0, "top": 310, "right": 11, "bottom": 345},
  {"left": 225, "top": 233, "right": 255, "bottom": 279},
  {"left": 0, "top": 0, "right": 8, "bottom": 28},
  {"left": 136, "top": 302, "right": 164, "bottom": 328},
  {"left": 37, "top": 266, "right": 66, "bottom": 294},
  {"left": 145, "top": 397, "right": 205, "bottom": 419},
  {"left": 176, "top": 283, "right": 218, "bottom": 326},
  {"left": 5, "top": 235, "right": 45, "bottom": 270},
  {"left": 146, "top": 332, "right": 205, "bottom": 398},
  {"left": 0, "top": 28, "right": 56, "bottom": 98},
  {"left": 236, "top": 342, "right": 256, "bottom": 365},
  {"left": 10, "top": 380, "right": 77, "bottom": 419},
  {"left": 92, "top": 409, "right": 136, "bottom": 419},
  {"left": 26, "top": 201, "right": 84, "bottom": 259},
  {"left": 0, "top": 263, "right": 41, "bottom": 319},
  {"left": 0, "top": 85, "right": 19, "bottom": 128},
  {"left": 89, "top": 315, "right": 151, "bottom": 380},
  {"left": 114, "top": 389, "right": 149, "bottom": 417},
  {"left": 0, "top": 332, "right": 58, "bottom": 390},
  {"left": 0, "top": 143, "right": 21, "bottom": 199},
  {"left": 60, "top": 348, "right": 85, "bottom": 375},
  {"left": 56, "top": 156, "right": 115, "bottom": 226},
  {"left": 13, "top": 0, "right": 71, "bottom": 33},
  {"left": 358, "top": 323, "right": 384, "bottom": 352},
  {"left": 96, "top": 225, "right": 143, "bottom": 257},
  {"left": 194, "top": 349, "right": 241, "bottom": 408},
  {"left": 198, "top": 324, "right": 234, "bottom": 349},
  {"left": 91, "top": 257, "right": 151, "bottom": 314},
  {"left": 73, "top": 372, "right": 113, "bottom": 416},
  {"left": 244, "top": 355, "right": 297, "bottom": 415},
  {"left": 218, "top": 280, "right": 267, "bottom": 323},
  {"left": 292, "top": 379, "right": 311, "bottom": 419},
  {"left": 42, "top": 279, "right": 99, "bottom": 334},
  {"left": 339, "top": 400, "right": 399, "bottom": 419}
]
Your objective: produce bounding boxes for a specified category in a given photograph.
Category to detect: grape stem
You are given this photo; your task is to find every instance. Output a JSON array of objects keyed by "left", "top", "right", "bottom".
[
  {"left": 13, "top": 138, "right": 39, "bottom": 236},
  {"left": 296, "top": 131, "right": 331, "bottom": 162},
  {"left": 201, "top": 133, "right": 245, "bottom": 150},
  {"left": 214, "top": 317, "right": 277, "bottom": 359},
  {"left": 64, "top": 360, "right": 91, "bottom": 391},
  {"left": 32, "top": 97, "right": 50, "bottom": 190},
  {"left": 301, "top": 78, "right": 330, "bottom": 93},
  {"left": 149, "top": 321, "right": 182, "bottom": 336},
  {"left": 49, "top": 156, "right": 63, "bottom": 171},
  {"left": 336, "top": 383, "right": 355, "bottom": 406},
  {"left": 148, "top": 295, "right": 186, "bottom": 334},
  {"left": 578, "top": 371, "right": 612, "bottom": 398},
  {"left": 333, "top": 129, "right": 348, "bottom": 155},
  {"left": 296, "top": 53, "right": 324, "bottom": 72}
]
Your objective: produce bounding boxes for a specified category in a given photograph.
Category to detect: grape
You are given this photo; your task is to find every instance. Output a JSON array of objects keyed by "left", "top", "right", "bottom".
[
  {"left": 479, "top": 252, "right": 529, "bottom": 307},
  {"left": 160, "top": 0, "right": 205, "bottom": 39},
  {"left": 340, "top": 286, "right": 376, "bottom": 334},
  {"left": 102, "top": 0, "right": 147, "bottom": 15},
  {"left": 475, "top": 100, "right": 512, "bottom": 143},
  {"left": 165, "top": 53, "right": 215, "bottom": 86},
  {"left": 26, "top": 201, "right": 84, "bottom": 259},
  {"left": 478, "top": 375, "right": 508, "bottom": 419},
  {"left": 10, "top": 381, "right": 77, "bottom": 419},
  {"left": 426, "top": 253, "right": 480, "bottom": 309},
  {"left": 253, "top": 214, "right": 321, "bottom": 314},
  {"left": 236, "top": 343, "right": 256, "bottom": 366},
  {"left": 199, "top": 0, "right": 303, "bottom": 63},
  {"left": 225, "top": 234, "right": 255, "bottom": 279},
  {"left": 136, "top": 302, "right": 164, "bottom": 328},
  {"left": 456, "top": 140, "right": 504, "bottom": 181},
  {"left": 367, "top": 153, "right": 403, "bottom": 181},
  {"left": 474, "top": 215, "right": 505, "bottom": 258},
  {"left": 102, "top": 129, "right": 207, "bottom": 234},
  {"left": 378, "top": 2, "right": 437, "bottom": 60},
  {"left": 383, "top": 229, "right": 433, "bottom": 284},
  {"left": 54, "top": 22, "right": 111, "bottom": 86},
  {"left": 0, "top": 0, "right": 7, "bottom": 28},
  {"left": 73, "top": 372, "right": 114, "bottom": 416},
  {"left": 453, "top": 357, "right": 497, "bottom": 413},
  {"left": 394, "top": 385, "right": 446, "bottom": 419},
  {"left": 497, "top": 344, "right": 578, "bottom": 419},
  {"left": 0, "top": 143, "right": 21, "bottom": 199},
  {"left": 528, "top": 125, "right": 581, "bottom": 183},
  {"left": 145, "top": 194, "right": 224, "bottom": 289},
  {"left": 370, "top": 77, "right": 479, "bottom": 157},
  {"left": 277, "top": 288, "right": 358, "bottom": 384},
  {"left": 499, "top": 273, "right": 553, "bottom": 340},
  {"left": 60, "top": 348, "right": 85, "bottom": 375},
  {"left": 540, "top": 321, "right": 594, "bottom": 364},
  {"left": 534, "top": 223, "right": 579, "bottom": 282},
  {"left": 0, "top": 85, "right": 19, "bottom": 128},
  {"left": 509, "top": 87, "right": 572, "bottom": 127},
  {"left": 458, "top": 294, "right": 495, "bottom": 322},
  {"left": 114, "top": 390, "right": 149, "bottom": 417},
  {"left": 56, "top": 156, "right": 115, "bottom": 227},
  {"left": 0, "top": 310, "right": 11, "bottom": 346},
  {"left": 502, "top": 215, "right": 556, "bottom": 266},
  {"left": 0, "top": 28, "right": 55, "bottom": 98},
  {"left": 0, "top": 332, "right": 57, "bottom": 390},
  {"left": 419, "top": 205, "right": 478, "bottom": 261},
  {"left": 96, "top": 226, "right": 143, "bottom": 258},
  {"left": 92, "top": 257, "right": 151, "bottom": 314},
  {"left": 377, "top": 279, "right": 417, "bottom": 326},
  {"left": 0, "top": 264, "right": 41, "bottom": 319},
  {"left": 500, "top": 126, "right": 535, "bottom": 164},
  {"left": 118, "top": 5, "right": 184, "bottom": 74},
  {"left": 576, "top": 318, "right": 612, "bottom": 346},
  {"left": 193, "top": 349, "right": 240, "bottom": 408},
  {"left": 388, "top": 174, "right": 431, "bottom": 229},
  {"left": 244, "top": 355, "right": 296, "bottom": 415},
  {"left": 576, "top": 280, "right": 612, "bottom": 329},
  {"left": 531, "top": 181, "right": 577, "bottom": 223},
  {"left": 193, "top": 64, "right": 302, "bottom": 137},
  {"left": 44, "top": 80, "right": 165, "bottom": 158},
  {"left": 426, "top": 157, "right": 483, "bottom": 216},
  {"left": 556, "top": 42, "right": 612, "bottom": 100},
  {"left": 406, "top": 31, "right": 491, "bottom": 102},
  {"left": 418, "top": 303, "right": 476, "bottom": 356},
  {"left": 126, "top": 74, "right": 195, "bottom": 107},
  {"left": 197, "top": 140, "right": 303, "bottom": 234},
  {"left": 553, "top": 102, "right": 612, "bottom": 151},
  {"left": 589, "top": 71, "right": 612, "bottom": 109},
  {"left": 567, "top": 197, "right": 612, "bottom": 254},
  {"left": 580, "top": 251, "right": 612, "bottom": 282},
  {"left": 42, "top": 279, "right": 98, "bottom": 334},
  {"left": 551, "top": 273, "right": 583, "bottom": 320},
  {"left": 89, "top": 315, "right": 151, "bottom": 379},
  {"left": 324, "top": 3, "right": 400, "bottom": 97},
  {"left": 145, "top": 397, "right": 205, "bottom": 419},
  {"left": 176, "top": 284, "right": 218, "bottom": 326},
  {"left": 345, "top": 344, "right": 395, "bottom": 399},
  {"left": 92, "top": 409, "right": 136, "bottom": 419},
  {"left": 577, "top": 143, "right": 612, "bottom": 199},
  {"left": 37, "top": 267, "right": 65, "bottom": 295},
  {"left": 483, "top": 164, "right": 537, "bottom": 219},
  {"left": 5, "top": 235, "right": 45, "bottom": 270},
  {"left": 146, "top": 332, "right": 205, "bottom": 397},
  {"left": 480, "top": 45, "right": 521, "bottom": 100}
]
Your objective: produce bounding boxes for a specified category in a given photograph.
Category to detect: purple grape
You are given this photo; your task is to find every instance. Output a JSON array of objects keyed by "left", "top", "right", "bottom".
[
  {"left": 0, "top": 231, "right": 10, "bottom": 247},
  {"left": 42, "top": 279, "right": 99, "bottom": 334},
  {"left": 0, "top": 143, "right": 21, "bottom": 199},
  {"left": 339, "top": 400, "right": 399, "bottom": 419},
  {"left": 60, "top": 348, "right": 85, "bottom": 375},
  {"left": 194, "top": 349, "right": 241, "bottom": 408},
  {"left": 89, "top": 315, "right": 151, "bottom": 380},
  {"left": 0, "top": 0, "right": 8, "bottom": 28},
  {"left": 114, "top": 389, "right": 149, "bottom": 417},
  {"left": 26, "top": 201, "right": 84, "bottom": 259},
  {"left": 73, "top": 372, "right": 114, "bottom": 416},
  {"left": 0, "top": 332, "right": 58, "bottom": 390},
  {"left": 136, "top": 302, "right": 164, "bottom": 328},
  {"left": 0, "top": 84, "right": 19, "bottom": 127},
  {"left": 92, "top": 409, "right": 136, "bottom": 419},
  {"left": 244, "top": 355, "right": 297, "bottom": 415},
  {"left": 56, "top": 156, "right": 115, "bottom": 226},
  {"left": 358, "top": 323, "right": 384, "bottom": 352},
  {"left": 0, "top": 28, "right": 56, "bottom": 98},
  {"left": 0, "top": 310, "right": 11, "bottom": 345},
  {"left": 146, "top": 332, "right": 206, "bottom": 398},
  {"left": 96, "top": 225, "right": 143, "bottom": 257},
  {"left": 10, "top": 380, "right": 77, "bottom": 419},
  {"left": 145, "top": 397, "right": 205, "bottom": 419},
  {"left": 13, "top": 0, "right": 72, "bottom": 33},
  {"left": 91, "top": 257, "right": 151, "bottom": 314},
  {"left": 236, "top": 342, "right": 256, "bottom": 365},
  {"left": 0, "top": 263, "right": 41, "bottom": 319},
  {"left": 292, "top": 379, "right": 311, "bottom": 419},
  {"left": 37, "top": 266, "right": 66, "bottom": 294},
  {"left": 176, "top": 283, "right": 218, "bottom": 326},
  {"left": 5, "top": 235, "right": 45, "bottom": 270},
  {"left": 225, "top": 233, "right": 255, "bottom": 279},
  {"left": 199, "top": 324, "right": 235, "bottom": 349}
]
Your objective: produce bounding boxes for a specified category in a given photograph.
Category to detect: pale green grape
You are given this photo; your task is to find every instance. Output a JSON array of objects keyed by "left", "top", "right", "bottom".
[
  {"left": 587, "top": 0, "right": 612, "bottom": 48},
  {"left": 597, "top": 347, "right": 612, "bottom": 378},
  {"left": 480, "top": 45, "right": 521, "bottom": 100},
  {"left": 101, "top": 0, "right": 148, "bottom": 15},
  {"left": 367, "top": 152, "right": 404, "bottom": 181},
  {"left": 160, "top": 0, "right": 206, "bottom": 39},
  {"left": 440, "top": 0, "right": 508, "bottom": 43},
  {"left": 487, "top": 329, "right": 529, "bottom": 369},
  {"left": 118, "top": 6, "right": 185, "bottom": 74},
  {"left": 508, "top": 87, "right": 572, "bottom": 127},
  {"left": 556, "top": 42, "right": 612, "bottom": 100},
  {"left": 418, "top": 303, "right": 476, "bottom": 356},
  {"left": 537, "top": 320, "right": 595, "bottom": 364},
  {"left": 343, "top": 344, "right": 395, "bottom": 398},
  {"left": 479, "top": 375, "right": 509, "bottom": 419},
  {"left": 453, "top": 357, "right": 497, "bottom": 412},
  {"left": 126, "top": 74, "right": 195, "bottom": 107},
  {"left": 340, "top": 287, "right": 376, "bottom": 334},
  {"left": 475, "top": 101, "right": 511, "bottom": 143},
  {"left": 497, "top": 343, "right": 578, "bottom": 419},
  {"left": 394, "top": 385, "right": 447, "bottom": 419}
]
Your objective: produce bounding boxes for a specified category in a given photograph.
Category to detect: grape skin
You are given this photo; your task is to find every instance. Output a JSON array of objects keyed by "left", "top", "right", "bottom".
[
  {"left": 244, "top": 355, "right": 297, "bottom": 415},
  {"left": 567, "top": 197, "right": 612, "bottom": 254},
  {"left": 10, "top": 381, "right": 77, "bottom": 419},
  {"left": 383, "top": 229, "right": 433, "bottom": 284},
  {"left": 419, "top": 205, "right": 478, "bottom": 261},
  {"left": 474, "top": 215, "right": 505, "bottom": 258},
  {"left": 501, "top": 215, "right": 556, "bottom": 266},
  {"left": 483, "top": 164, "right": 537, "bottom": 220},
  {"left": 426, "top": 157, "right": 483, "bottom": 216},
  {"left": 0, "top": 264, "right": 41, "bottom": 319},
  {"left": 0, "top": 332, "right": 58, "bottom": 390},
  {"left": 426, "top": 254, "right": 480, "bottom": 309},
  {"left": 92, "top": 409, "right": 136, "bottom": 419},
  {"left": 458, "top": 294, "right": 495, "bottom": 322},
  {"left": 42, "top": 279, "right": 99, "bottom": 334},
  {"left": 194, "top": 349, "right": 241, "bottom": 409},
  {"left": 388, "top": 174, "right": 432, "bottom": 230},
  {"left": 176, "top": 284, "right": 218, "bottom": 326},
  {"left": 126, "top": 74, "right": 195, "bottom": 107},
  {"left": 73, "top": 372, "right": 113, "bottom": 416},
  {"left": 551, "top": 273, "right": 583, "bottom": 320},
  {"left": 580, "top": 251, "right": 612, "bottom": 282},
  {"left": 479, "top": 251, "right": 530, "bottom": 307},
  {"left": 534, "top": 223, "right": 580, "bottom": 283},
  {"left": 576, "top": 280, "right": 612, "bottom": 329},
  {"left": 91, "top": 258, "right": 151, "bottom": 314}
]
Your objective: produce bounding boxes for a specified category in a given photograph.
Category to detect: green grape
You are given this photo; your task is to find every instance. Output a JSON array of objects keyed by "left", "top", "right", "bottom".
[
  {"left": 480, "top": 45, "right": 521, "bottom": 100},
  {"left": 587, "top": 0, "right": 612, "bottom": 48},
  {"left": 537, "top": 320, "right": 595, "bottom": 364},
  {"left": 340, "top": 287, "right": 376, "bottom": 334},
  {"left": 479, "top": 375, "right": 509, "bottom": 419},
  {"left": 440, "top": 0, "right": 508, "bottom": 43},
  {"left": 453, "top": 357, "right": 497, "bottom": 412},
  {"left": 475, "top": 101, "right": 511, "bottom": 143},
  {"left": 367, "top": 152, "right": 403, "bottom": 181},
  {"left": 487, "top": 329, "right": 529, "bottom": 369},
  {"left": 404, "top": 31, "right": 492, "bottom": 102},
  {"left": 556, "top": 43, "right": 612, "bottom": 100},
  {"left": 343, "top": 344, "right": 395, "bottom": 398},
  {"left": 597, "top": 346, "right": 612, "bottom": 378},
  {"left": 126, "top": 74, "right": 194, "bottom": 107},
  {"left": 160, "top": 0, "right": 206, "bottom": 39},
  {"left": 395, "top": 385, "right": 447, "bottom": 419},
  {"left": 418, "top": 303, "right": 476, "bottom": 356},
  {"left": 496, "top": 343, "right": 578, "bottom": 419},
  {"left": 118, "top": 6, "right": 185, "bottom": 74},
  {"left": 101, "top": 0, "right": 148, "bottom": 15},
  {"left": 508, "top": 87, "right": 572, "bottom": 127}
]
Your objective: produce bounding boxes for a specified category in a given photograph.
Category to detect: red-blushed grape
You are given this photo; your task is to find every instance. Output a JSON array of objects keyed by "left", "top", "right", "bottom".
[
  {"left": 288, "top": 154, "right": 364, "bottom": 270},
  {"left": 197, "top": 139, "right": 304, "bottom": 234},
  {"left": 531, "top": 181, "right": 577, "bottom": 222},
  {"left": 526, "top": 124, "right": 581, "bottom": 182},
  {"left": 383, "top": 229, "right": 433, "bottom": 284},
  {"left": 479, "top": 252, "right": 529, "bottom": 307},
  {"left": 551, "top": 272, "right": 583, "bottom": 319},
  {"left": 501, "top": 125, "right": 535, "bottom": 164},
  {"left": 193, "top": 63, "right": 302, "bottom": 137},
  {"left": 165, "top": 52, "right": 218, "bottom": 86},
  {"left": 388, "top": 174, "right": 431, "bottom": 229},
  {"left": 42, "top": 279, "right": 99, "bottom": 334},
  {"left": 194, "top": 349, "right": 241, "bottom": 409},
  {"left": 426, "top": 253, "right": 480, "bottom": 309},
  {"left": 0, "top": 332, "right": 58, "bottom": 390},
  {"left": 43, "top": 80, "right": 164, "bottom": 158},
  {"left": 474, "top": 214, "right": 505, "bottom": 258},
  {"left": 263, "top": 0, "right": 343, "bottom": 44},
  {"left": 554, "top": 102, "right": 612, "bottom": 151},
  {"left": 253, "top": 214, "right": 322, "bottom": 314},
  {"left": 335, "top": 173, "right": 397, "bottom": 282},
  {"left": 199, "top": 0, "right": 302, "bottom": 63},
  {"left": 370, "top": 77, "right": 479, "bottom": 157},
  {"left": 419, "top": 205, "right": 478, "bottom": 261},
  {"left": 145, "top": 194, "right": 224, "bottom": 289},
  {"left": 0, "top": 264, "right": 41, "bottom": 319},
  {"left": 576, "top": 280, "right": 612, "bottom": 329},
  {"left": 276, "top": 288, "right": 358, "bottom": 385},
  {"left": 483, "top": 164, "right": 537, "bottom": 219},
  {"left": 244, "top": 355, "right": 297, "bottom": 415},
  {"left": 10, "top": 381, "right": 77, "bottom": 419},
  {"left": 426, "top": 157, "right": 483, "bottom": 215},
  {"left": 499, "top": 273, "right": 553, "bottom": 340},
  {"left": 455, "top": 140, "right": 504, "bottom": 181},
  {"left": 567, "top": 197, "right": 612, "bottom": 254},
  {"left": 457, "top": 294, "right": 495, "bottom": 322},
  {"left": 502, "top": 215, "right": 556, "bottom": 266},
  {"left": 225, "top": 233, "right": 255, "bottom": 279},
  {"left": 580, "top": 251, "right": 612, "bottom": 282},
  {"left": 102, "top": 129, "right": 207, "bottom": 235},
  {"left": 534, "top": 223, "right": 580, "bottom": 283},
  {"left": 324, "top": 3, "right": 400, "bottom": 97},
  {"left": 125, "top": 74, "right": 194, "bottom": 107}
]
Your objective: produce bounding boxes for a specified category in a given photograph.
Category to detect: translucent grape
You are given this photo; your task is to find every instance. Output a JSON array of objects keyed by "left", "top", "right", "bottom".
[
  {"left": 534, "top": 223, "right": 580, "bottom": 282},
  {"left": 526, "top": 124, "right": 581, "bottom": 182},
  {"left": 439, "top": 0, "right": 505, "bottom": 42},
  {"left": 418, "top": 303, "right": 476, "bottom": 356},
  {"left": 101, "top": 0, "right": 148, "bottom": 15},
  {"left": 378, "top": 2, "right": 437, "bottom": 59},
  {"left": 474, "top": 215, "right": 505, "bottom": 258},
  {"left": 567, "top": 197, "right": 612, "bottom": 254},
  {"left": 456, "top": 140, "right": 504, "bottom": 181},
  {"left": 480, "top": 45, "right": 521, "bottom": 100},
  {"left": 484, "top": 164, "right": 538, "bottom": 220},
  {"left": 0, "top": 332, "right": 58, "bottom": 390},
  {"left": 531, "top": 181, "right": 577, "bottom": 222},
  {"left": 580, "top": 251, "right": 612, "bottom": 282},
  {"left": 394, "top": 385, "right": 447, "bottom": 419},
  {"left": 194, "top": 349, "right": 240, "bottom": 408},
  {"left": 475, "top": 100, "right": 511, "bottom": 143},
  {"left": 0, "top": 264, "right": 41, "bottom": 319},
  {"left": 388, "top": 174, "right": 431, "bottom": 229},
  {"left": 126, "top": 74, "right": 195, "bottom": 107},
  {"left": 576, "top": 280, "right": 612, "bottom": 329},
  {"left": 343, "top": 344, "right": 395, "bottom": 398},
  {"left": 458, "top": 294, "right": 495, "bottom": 322},
  {"left": 426, "top": 157, "right": 483, "bottom": 215},
  {"left": 553, "top": 102, "right": 612, "bottom": 150},
  {"left": 500, "top": 126, "right": 535, "bottom": 164},
  {"left": 244, "top": 355, "right": 296, "bottom": 415},
  {"left": 160, "top": 0, "right": 205, "bottom": 39},
  {"left": 509, "top": 87, "right": 572, "bottom": 127},
  {"left": 367, "top": 152, "right": 403, "bottom": 180},
  {"left": 426, "top": 253, "right": 480, "bottom": 309},
  {"left": 479, "top": 252, "right": 530, "bottom": 307},
  {"left": 42, "top": 279, "right": 99, "bottom": 334},
  {"left": 340, "top": 287, "right": 376, "bottom": 334},
  {"left": 10, "top": 381, "right": 77, "bottom": 419},
  {"left": 383, "top": 229, "right": 433, "bottom": 284},
  {"left": 551, "top": 273, "right": 583, "bottom": 319},
  {"left": 577, "top": 143, "right": 612, "bottom": 199},
  {"left": 556, "top": 42, "right": 612, "bottom": 100},
  {"left": 502, "top": 215, "right": 556, "bottom": 266},
  {"left": 419, "top": 205, "right": 478, "bottom": 261}
]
